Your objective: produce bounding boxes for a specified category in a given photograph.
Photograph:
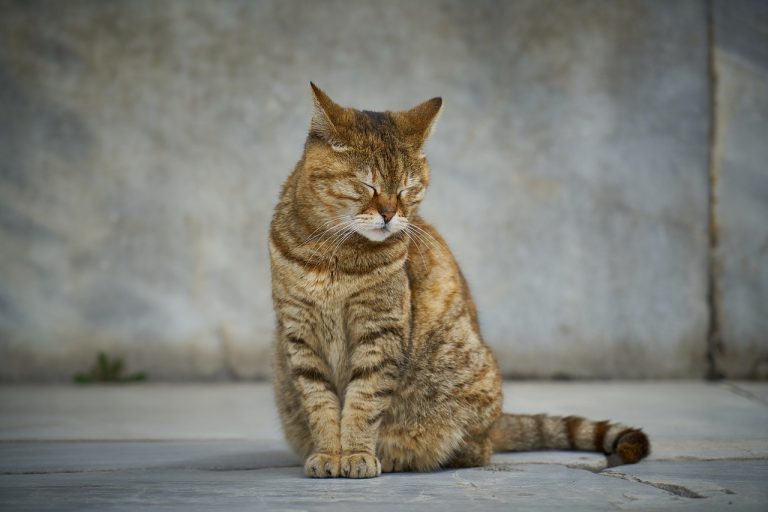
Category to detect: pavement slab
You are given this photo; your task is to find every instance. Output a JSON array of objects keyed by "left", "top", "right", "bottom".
[{"left": 0, "top": 382, "right": 766, "bottom": 511}]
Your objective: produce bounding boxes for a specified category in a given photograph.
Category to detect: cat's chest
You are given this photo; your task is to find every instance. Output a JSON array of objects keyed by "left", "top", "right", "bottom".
[
  {"left": 271, "top": 242, "right": 406, "bottom": 302},
  {"left": 295, "top": 265, "right": 389, "bottom": 303},
  {"left": 299, "top": 269, "right": 354, "bottom": 300}
]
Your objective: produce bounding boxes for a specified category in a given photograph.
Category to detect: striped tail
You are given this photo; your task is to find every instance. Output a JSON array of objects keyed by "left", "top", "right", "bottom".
[{"left": 489, "top": 413, "right": 650, "bottom": 466}]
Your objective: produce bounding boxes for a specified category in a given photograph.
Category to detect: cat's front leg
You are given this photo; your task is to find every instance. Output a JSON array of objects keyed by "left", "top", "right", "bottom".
[
  {"left": 340, "top": 326, "right": 403, "bottom": 478},
  {"left": 281, "top": 331, "right": 343, "bottom": 477},
  {"left": 340, "top": 282, "right": 409, "bottom": 478}
]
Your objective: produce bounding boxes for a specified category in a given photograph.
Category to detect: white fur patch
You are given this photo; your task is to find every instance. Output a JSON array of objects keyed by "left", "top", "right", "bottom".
[{"left": 353, "top": 213, "right": 406, "bottom": 242}]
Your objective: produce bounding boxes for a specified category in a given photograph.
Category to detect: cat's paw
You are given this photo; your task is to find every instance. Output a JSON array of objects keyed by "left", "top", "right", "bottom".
[
  {"left": 304, "top": 453, "right": 340, "bottom": 478},
  {"left": 340, "top": 452, "right": 381, "bottom": 478}
]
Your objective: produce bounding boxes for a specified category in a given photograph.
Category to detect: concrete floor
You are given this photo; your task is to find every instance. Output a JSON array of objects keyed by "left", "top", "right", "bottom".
[{"left": 0, "top": 382, "right": 766, "bottom": 511}]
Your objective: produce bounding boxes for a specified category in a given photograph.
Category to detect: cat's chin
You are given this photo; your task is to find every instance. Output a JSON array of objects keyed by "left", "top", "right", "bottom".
[{"left": 358, "top": 227, "right": 396, "bottom": 242}]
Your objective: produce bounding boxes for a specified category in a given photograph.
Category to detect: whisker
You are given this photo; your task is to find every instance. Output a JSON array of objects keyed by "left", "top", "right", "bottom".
[
  {"left": 408, "top": 223, "right": 443, "bottom": 251},
  {"left": 407, "top": 229, "right": 436, "bottom": 260},
  {"left": 306, "top": 221, "right": 354, "bottom": 262},
  {"left": 406, "top": 224, "right": 440, "bottom": 253},
  {"left": 305, "top": 226, "right": 348, "bottom": 261},
  {"left": 298, "top": 215, "right": 350, "bottom": 247},
  {"left": 327, "top": 226, "right": 358, "bottom": 262},
  {"left": 403, "top": 229, "right": 427, "bottom": 270}
]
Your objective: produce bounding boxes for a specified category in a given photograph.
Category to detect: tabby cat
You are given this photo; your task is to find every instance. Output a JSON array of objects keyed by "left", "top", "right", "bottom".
[{"left": 269, "top": 84, "right": 650, "bottom": 478}]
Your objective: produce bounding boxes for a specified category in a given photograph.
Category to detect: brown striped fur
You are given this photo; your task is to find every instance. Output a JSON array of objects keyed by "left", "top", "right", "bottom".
[{"left": 270, "top": 84, "right": 650, "bottom": 478}]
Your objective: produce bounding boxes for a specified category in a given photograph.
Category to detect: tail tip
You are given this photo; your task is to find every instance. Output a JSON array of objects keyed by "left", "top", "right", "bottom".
[{"left": 615, "top": 430, "right": 651, "bottom": 464}]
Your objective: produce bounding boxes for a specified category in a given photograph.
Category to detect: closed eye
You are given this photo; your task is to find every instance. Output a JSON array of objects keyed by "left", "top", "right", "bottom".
[{"left": 359, "top": 180, "right": 378, "bottom": 194}]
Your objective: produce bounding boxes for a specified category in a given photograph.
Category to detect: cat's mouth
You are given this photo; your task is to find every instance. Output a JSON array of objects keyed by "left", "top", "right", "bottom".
[{"left": 353, "top": 214, "right": 406, "bottom": 242}]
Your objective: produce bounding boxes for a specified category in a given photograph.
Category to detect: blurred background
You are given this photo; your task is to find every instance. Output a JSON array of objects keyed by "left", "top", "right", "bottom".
[{"left": 0, "top": 0, "right": 765, "bottom": 381}]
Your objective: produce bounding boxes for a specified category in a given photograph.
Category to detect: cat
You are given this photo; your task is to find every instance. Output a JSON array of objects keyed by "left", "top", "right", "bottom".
[{"left": 269, "top": 83, "right": 650, "bottom": 478}]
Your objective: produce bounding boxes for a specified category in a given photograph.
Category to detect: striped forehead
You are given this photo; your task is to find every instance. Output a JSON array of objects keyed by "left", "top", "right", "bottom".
[{"left": 369, "top": 148, "right": 406, "bottom": 184}]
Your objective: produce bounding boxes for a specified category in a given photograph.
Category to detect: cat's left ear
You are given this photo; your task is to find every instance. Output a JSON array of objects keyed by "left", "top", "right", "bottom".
[{"left": 394, "top": 97, "right": 443, "bottom": 148}]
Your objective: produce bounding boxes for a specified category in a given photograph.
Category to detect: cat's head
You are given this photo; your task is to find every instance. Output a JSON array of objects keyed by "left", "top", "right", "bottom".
[{"left": 295, "top": 83, "right": 442, "bottom": 243}]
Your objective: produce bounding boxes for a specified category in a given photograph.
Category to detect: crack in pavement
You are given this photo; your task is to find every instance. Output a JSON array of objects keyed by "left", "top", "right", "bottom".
[
  {"left": 600, "top": 471, "right": 705, "bottom": 499},
  {"left": 724, "top": 383, "right": 768, "bottom": 408}
]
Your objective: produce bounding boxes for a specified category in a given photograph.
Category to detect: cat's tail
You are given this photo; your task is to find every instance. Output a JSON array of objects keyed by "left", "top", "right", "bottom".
[{"left": 489, "top": 413, "right": 650, "bottom": 465}]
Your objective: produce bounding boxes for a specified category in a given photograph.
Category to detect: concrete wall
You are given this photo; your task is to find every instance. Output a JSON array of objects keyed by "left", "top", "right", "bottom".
[
  {"left": 712, "top": 0, "right": 768, "bottom": 378},
  {"left": 0, "top": 0, "right": 765, "bottom": 380}
]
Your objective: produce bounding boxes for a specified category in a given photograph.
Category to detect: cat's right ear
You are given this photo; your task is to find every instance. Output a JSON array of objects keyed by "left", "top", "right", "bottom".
[{"left": 309, "top": 83, "right": 349, "bottom": 151}]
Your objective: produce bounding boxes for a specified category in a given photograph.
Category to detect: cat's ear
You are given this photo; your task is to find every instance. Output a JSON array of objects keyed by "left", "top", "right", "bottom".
[
  {"left": 394, "top": 97, "right": 443, "bottom": 148},
  {"left": 309, "top": 82, "right": 349, "bottom": 150}
]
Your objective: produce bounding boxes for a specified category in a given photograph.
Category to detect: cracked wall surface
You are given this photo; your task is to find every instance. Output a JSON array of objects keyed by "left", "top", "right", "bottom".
[{"left": 0, "top": 0, "right": 765, "bottom": 380}]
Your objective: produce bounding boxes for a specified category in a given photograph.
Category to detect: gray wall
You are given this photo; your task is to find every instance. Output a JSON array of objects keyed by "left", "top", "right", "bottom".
[{"left": 0, "top": 0, "right": 765, "bottom": 380}]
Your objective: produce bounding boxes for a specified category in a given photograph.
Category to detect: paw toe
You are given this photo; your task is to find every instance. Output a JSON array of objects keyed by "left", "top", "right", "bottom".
[
  {"left": 304, "top": 453, "right": 340, "bottom": 478},
  {"left": 340, "top": 452, "right": 381, "bottom": 478}
]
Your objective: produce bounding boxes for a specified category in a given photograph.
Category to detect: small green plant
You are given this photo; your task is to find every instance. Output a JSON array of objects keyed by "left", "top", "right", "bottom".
[{"left": 73, "top": 352, "right": 147, "bottom": 383}]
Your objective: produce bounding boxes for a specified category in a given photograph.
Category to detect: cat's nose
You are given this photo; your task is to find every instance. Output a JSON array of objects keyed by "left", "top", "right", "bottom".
[{"left": 379, "top": 207, "right": 396, "bottom": 224}]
